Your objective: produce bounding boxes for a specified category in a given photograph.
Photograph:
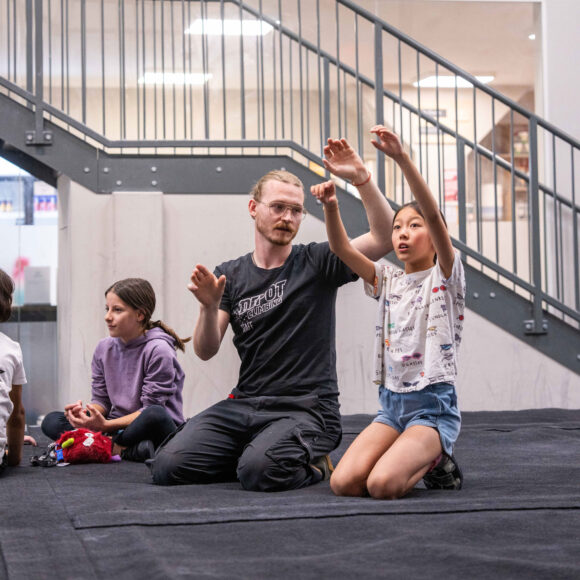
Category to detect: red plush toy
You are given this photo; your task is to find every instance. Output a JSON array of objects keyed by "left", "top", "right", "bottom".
[{"left": 55, "top": 428, "right": 113, "bottom": 464}]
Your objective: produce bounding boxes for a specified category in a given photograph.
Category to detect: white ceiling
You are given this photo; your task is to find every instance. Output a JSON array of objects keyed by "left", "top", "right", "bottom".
[{"left": 354, "top": 0, "right": 538, "bottom": 87}]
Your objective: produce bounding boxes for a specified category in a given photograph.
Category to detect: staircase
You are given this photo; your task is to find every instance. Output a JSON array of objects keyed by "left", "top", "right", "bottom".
[{"left": 0, "top": 0, "right": 578, "bottom": 373}]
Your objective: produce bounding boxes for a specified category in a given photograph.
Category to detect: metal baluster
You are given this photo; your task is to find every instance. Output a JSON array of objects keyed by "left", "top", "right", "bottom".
[
  {"left": 552, "top": 134, "right": 560, "bottom": 300},
  {"left": 375, "top": 23, "right": 384, "bottom": 194},
  {"left": 571, "top": 146, "right": 579, "bottom": 311},
  {"left": 323, "top": 57, "right": 330, "bottom": 167},
  {"left": 298, "top": 0, "right": 304, "bottom": 146},
  {"left": 119, "top": 0, "right": 126, "bottom": 140},
  {"left": 528, "top": 117, "right": 545, "bottom": 333},
  {"left": 355, "top": 12, "right": 361, "bottom": 156},
  {"left": 141, "top": 0, "right": 146, "bottom": 140},
  {"left": 152, "top": 0, "right": 157, "bottom": 140},
  {"left": 171, "top": 0, "right": 176, "bottom": 141},
  {"left": 239, "top": 1, "right": 246, "bottom": 140},
  {"left": 398, "top": 39, "right": 404, "bottom": 196},
  {"left": 272, "top": 2, "right": 278, "bottom": 142},
  {"left": 473, "top": 87, "right": 481, "bottom": 253},
  {"left": 510, "top": 110, "right": 517, "bottom": 278},
  {"left": 181, "top": 0, "right": 186, "bottom": 140},
  {"left": 160, "top": 0, "right": 166, "bottom": 140},
  {"left": 220, "top": 0, "right": 226, "bottom": 140},
  {"left": 259, "top": 0, "right": 266, "bottom": 140},
  {"left": 60, "top": 0, "right": 64, "bottom": 110},
  {"left": 101, "top": 0, "right": 106, "bottom": 135},
  {"left": 188, "top": 0, "right": 193, "bottom": 141},
  {"left": 457, "top": 138, "right": 467, "bottom": 245},
  {"left": 277, "top": 0, "right": 284, "bottom": 140},
  {"left": 26, "top": 0, "right": 32, "bottom": 97},
  {"left": 435, "top": 63, "right": 441, "bottom": 208},
  {"left": 317, "top": 0, "right": 322, "bottom": 148},
  {"left": 33, "top": 0, "right": 43, "bottom": 139},
  {"left": 136, "top": 0, "right": 140, "bottom": 141},
  {"left": 336, "top": 1, "right": 341, "bottom": 137},
  {"left": 201, "top": 0, "right": 209, "bottom": 140},
  {"left": 48, "top": 0, "right": 52, "bottom": 104},
  {"left": 416, "top": 52, "right": 422, "bottom": 174},
  {"left": 80, "top": 0, "right": 86, "bottom": 125},
  {"left": 492, "top": 97, "right": 499, "bottom": 266}
]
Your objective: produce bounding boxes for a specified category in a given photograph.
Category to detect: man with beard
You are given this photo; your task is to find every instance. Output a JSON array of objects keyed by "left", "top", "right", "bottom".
[{"left": 150, "top": 137, "right": 395, "bottom": 491}]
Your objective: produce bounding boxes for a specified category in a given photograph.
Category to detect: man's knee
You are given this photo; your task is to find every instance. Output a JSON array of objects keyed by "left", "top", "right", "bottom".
[
  {"left": 149, "top": 446, "right": 207, "bottom": 486},
  {"left": 237, "top": 425, "right": 312, "bottom": 492},
  {"left": 237, "top": 452, "right": 292, "bottom": 492}
]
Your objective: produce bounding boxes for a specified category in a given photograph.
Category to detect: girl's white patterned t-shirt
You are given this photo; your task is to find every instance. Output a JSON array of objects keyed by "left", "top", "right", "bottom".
[{"left": 364, "top": 251, "right": 465, "bottom": 393}]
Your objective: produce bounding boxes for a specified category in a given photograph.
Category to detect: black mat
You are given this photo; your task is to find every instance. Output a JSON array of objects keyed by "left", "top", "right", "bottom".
[{"left": 1, "top": 410, "right": 579, "bottom": 579}]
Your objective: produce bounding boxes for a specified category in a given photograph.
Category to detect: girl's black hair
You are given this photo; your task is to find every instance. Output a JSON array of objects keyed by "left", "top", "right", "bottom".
[
  {"left": 0, "top": 269, "right": 15, "bottom": 323},
  {"left": 393, "top": 201, "right": 448, "bottom": 264}
]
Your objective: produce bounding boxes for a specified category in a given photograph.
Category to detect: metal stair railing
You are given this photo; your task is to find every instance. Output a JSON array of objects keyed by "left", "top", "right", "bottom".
[{"left": 1, "top": 0, "right": 579, "bottom": 339}]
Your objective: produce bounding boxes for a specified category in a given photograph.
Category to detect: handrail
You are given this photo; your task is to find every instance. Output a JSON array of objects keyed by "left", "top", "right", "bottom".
[{"left": 0, "top": 0, "right": 578, "bottom": 329}]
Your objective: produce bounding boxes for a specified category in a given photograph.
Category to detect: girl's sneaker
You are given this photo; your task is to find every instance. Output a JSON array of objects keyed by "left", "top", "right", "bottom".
[{"left": 422, "top": 453, "right": 463, "bottom": 490}]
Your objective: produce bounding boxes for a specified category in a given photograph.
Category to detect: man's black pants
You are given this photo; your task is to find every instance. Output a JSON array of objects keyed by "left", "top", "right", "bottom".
[{"left": 149, "top": 392, "right": 341, "bottom": 492}]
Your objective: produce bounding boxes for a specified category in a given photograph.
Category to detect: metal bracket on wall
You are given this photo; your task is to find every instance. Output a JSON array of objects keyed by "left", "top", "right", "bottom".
[
  {"left": 523, "top": 319, "right": 548, "bottom": 335},
  {"left": 25, "top": 130, "right": 53, "bottom": 146}
]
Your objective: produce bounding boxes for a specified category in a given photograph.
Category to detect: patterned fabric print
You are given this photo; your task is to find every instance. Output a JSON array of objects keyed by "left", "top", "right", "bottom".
[{"left": 364, "top": 252, "right": 466, "bottom": 393}]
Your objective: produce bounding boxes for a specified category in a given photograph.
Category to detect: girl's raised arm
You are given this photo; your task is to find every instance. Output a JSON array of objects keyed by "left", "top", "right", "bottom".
[
  {"left": 310, "top": 181, "right": 376, "bottom": 285},
  {"left": 371, "top": 126, "right": 455, "bottom": 278}
]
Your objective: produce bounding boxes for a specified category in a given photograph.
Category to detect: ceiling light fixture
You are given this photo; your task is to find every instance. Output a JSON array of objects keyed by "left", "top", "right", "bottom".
[
  {"left": 138, "top": 72, "right": 213, "bottom": 86},
  {"left": 185, "top": 19, "right": 273, "bottom": 36},
  {"left": 528, "top": 33, "right": 536, "bottom": 40},
  {"left": 413, "top": 75, "right": 494, "bottom": 89}
]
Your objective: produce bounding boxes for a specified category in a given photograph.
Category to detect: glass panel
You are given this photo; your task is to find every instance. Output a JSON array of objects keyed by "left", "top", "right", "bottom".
[{"left": 0, "top": 157, "right": 58, "bottom": 426}]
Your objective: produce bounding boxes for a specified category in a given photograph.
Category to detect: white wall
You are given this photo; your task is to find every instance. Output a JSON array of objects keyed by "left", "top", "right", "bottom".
[{"left": 57, "top": 179, "right": 580, "bottom": 415}]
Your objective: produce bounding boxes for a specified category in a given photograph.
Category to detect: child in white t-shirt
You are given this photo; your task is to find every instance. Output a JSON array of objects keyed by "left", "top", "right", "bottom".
[
  {"left": 0, "top": 268, "right": 32, "bottom": 474},
  {"left": 311, "top": 126, "right": 464, "bottom": 499}
]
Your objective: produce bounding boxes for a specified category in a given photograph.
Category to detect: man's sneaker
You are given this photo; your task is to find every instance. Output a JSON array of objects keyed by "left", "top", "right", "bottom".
[
  {"left": 311, "top": 455, "right": 334, "bottom": 482},
  {"left": 121, "top": 440, "right": 155, "bottom": 463},
  {"left": 422, "top": 453, "right": 463, "bottom": 490}
]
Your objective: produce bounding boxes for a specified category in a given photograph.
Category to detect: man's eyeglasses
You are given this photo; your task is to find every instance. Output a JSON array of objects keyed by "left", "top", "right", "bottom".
[{"left": 256, "top": 201, "right": 307, "bottom": 221}]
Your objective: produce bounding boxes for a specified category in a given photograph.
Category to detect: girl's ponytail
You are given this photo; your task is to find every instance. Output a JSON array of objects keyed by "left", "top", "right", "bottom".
[
  {"left": 106, "top": 278, "right": 190, "bottom": 352},
  {"left": 147, "top": 320, "right": 191, "bottom": 352}
]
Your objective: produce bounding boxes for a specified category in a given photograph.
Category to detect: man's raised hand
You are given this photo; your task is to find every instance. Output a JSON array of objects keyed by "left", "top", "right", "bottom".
[{"left": 188, "top": 264, "right": 226, "bottom": 308}]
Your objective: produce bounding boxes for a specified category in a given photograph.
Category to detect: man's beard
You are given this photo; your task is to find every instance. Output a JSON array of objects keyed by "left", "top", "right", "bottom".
[{"left": 256, "top": 219, "right": 298, "bottom": 246}]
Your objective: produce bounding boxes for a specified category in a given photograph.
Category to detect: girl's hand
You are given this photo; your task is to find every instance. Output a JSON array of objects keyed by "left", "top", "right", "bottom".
[
  {"left": 370, "top": 125, "right": 404, "bottom": 159},
  {"left": 322, "top": 138, "right": 369, "bottom": 185},
  {"left": 69, "top": 403, "right": 109, "bottom": 432},
  {"left": 24, "top": 435, "right": 37, "bottom": 446},
  {"left": 64, "top": 400, "right": 84, "bottom": 423},
  {"left": 188, "top": 264, "right": 226, "bottom": 309},
  {"left": 310, "top": 181, "right": 338, "bottom": 208}
]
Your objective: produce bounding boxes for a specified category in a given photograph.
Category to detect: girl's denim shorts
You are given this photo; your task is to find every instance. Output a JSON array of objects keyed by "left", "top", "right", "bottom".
[{"left": 373, "top": 382, "right": 461, "bottom": 455}]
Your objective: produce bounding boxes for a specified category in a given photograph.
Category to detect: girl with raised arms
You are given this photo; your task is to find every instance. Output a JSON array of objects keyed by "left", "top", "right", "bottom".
[{"left": 311, "top": 126, "right": 465, "bottom": 499}]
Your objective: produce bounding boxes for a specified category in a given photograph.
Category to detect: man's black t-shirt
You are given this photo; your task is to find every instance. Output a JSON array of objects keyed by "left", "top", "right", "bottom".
[{"left": 215, "top": 242, "right": 357, "bottom": 399}]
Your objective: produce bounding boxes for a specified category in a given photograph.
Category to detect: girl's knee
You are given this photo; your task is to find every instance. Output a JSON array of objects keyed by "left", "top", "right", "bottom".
[
  {"left": 366, "top": 472, "right": 404, "bottom": 500},
  {"left": 40, "top": 411, "right": 66, "bottom": 440},
  {"left": 330, "top": 470, "right": 366, "bottom": 497},
  {"left": 140, "top": 404, "right": 166, "bottom": 421}
]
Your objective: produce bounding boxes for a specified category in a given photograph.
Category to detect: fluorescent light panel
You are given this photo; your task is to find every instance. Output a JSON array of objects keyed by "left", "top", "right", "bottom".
[
  {"left": 185, "top": 19, "right": 273, "bottom": 36},
  {"left": 138, "top": 72, "right": 213, "bottom": 86},
  {"left": 413, "top": 75, "right": 494, "bottom": 88}
]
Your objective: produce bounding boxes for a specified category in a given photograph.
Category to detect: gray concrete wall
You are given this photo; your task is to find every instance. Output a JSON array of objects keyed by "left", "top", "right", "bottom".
[{"left": 57, "top": 180, "right": 580, "bottom": 416}]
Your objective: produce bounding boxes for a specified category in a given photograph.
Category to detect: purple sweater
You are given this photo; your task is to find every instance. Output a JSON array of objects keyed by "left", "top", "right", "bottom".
[{"left": 90, "top": 327, "right": 185, "bottom": 425}]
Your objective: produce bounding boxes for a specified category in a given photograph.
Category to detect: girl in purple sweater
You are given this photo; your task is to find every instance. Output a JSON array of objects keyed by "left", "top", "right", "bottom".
[{"left": 41, "top": 278, "right": 187, "bottom": 462}]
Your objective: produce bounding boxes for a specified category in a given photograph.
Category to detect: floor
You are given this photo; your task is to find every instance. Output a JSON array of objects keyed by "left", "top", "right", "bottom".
[{"left": 1, "top": 409, "right": 579, "bottom": 579}]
